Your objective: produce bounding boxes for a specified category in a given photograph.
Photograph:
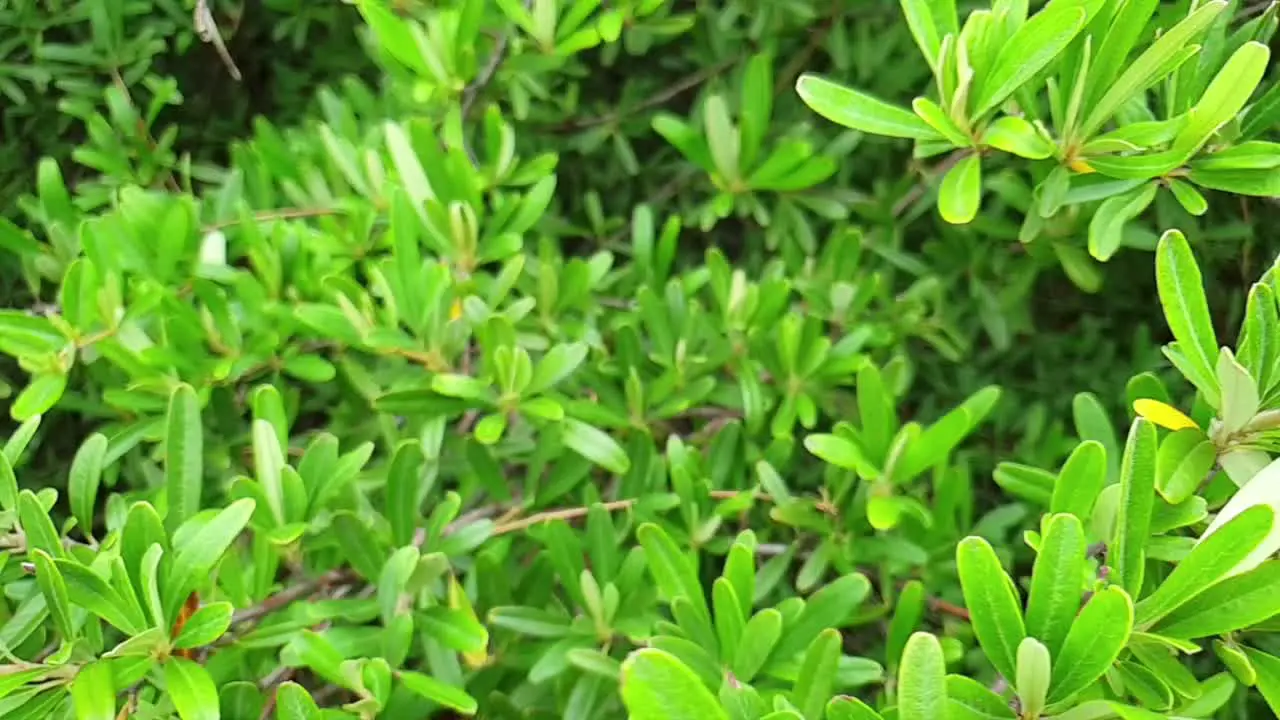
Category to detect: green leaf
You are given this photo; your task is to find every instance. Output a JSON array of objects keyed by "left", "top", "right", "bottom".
[
  {"left": 738, "top": 52, "right": 774, "bottom": 168},
  {"left": 768, "top": 573, "right": 871, "bottom": 663},
  {"left": 1189, "top": 166, "right": 1280, "bottom": 197},
  {"left": 938, "top": 154, "right": 982, "bottom": 225},
  {"left": 55, "top": 560, "right": 143, "bottom": 635},
  {"left": 946, "top": 674, "right": 1016, "bottom": 719},
  {"left": 825, "top": 695, "right": 885, "bottom": 720},
  {"left": 400, "top": 671, "right": 478, "bottom": 715},
  {"left": 732, "top": 609, "right": 782, "bottom": 682},
  {"left": 165, "top": 499, "right": 256, "bottom": 617},
  {"left": 32, "top": 550, "right": 75, "bottom": 642},
  {"left": 561, "top": 418, "right": 630, "bottom": 474},
  {"left": 897, "top": 385, "right": 1000, "bottom": 480},
  {"left": 0, "top": 311, "right": 65, "bottom": 357},
  {"left": 1081, "top": 1, "right": 1229, "bottom": 137},
  {"left": 165, "top": 658, "right": 219, "bottom": 720},
  {"left": 68, "top": 433, "right": 109, "bottom": 541},
  {"left": 218, "top": 682, "right": 264, "bottom": 720},
  {"left": 1217, "top": 348, "right": 1260, "bottom": 436},
  {"left": 1246, "top": 648, "right": 1280, "bottom": 715},
  {"left": 353, "top": 0, "right": 431, "bottom": 76},
  {"left": 796, "top": 74, "right": 941, "bottom": 140},
  {"left": 1048, "top": 586, "right": 1134, "bottom": 703},
  {"left": 1129, "top": 636, "right": 1200, "bottom": 701},
  {"left": 913, "top": 97, "right": 971, "bottom": 147},
  {"left": 1195, "top": 456, "right": 1280, "bottom": 577},
  {"left": 791, "top": 629, "right": 841, "bottom": 719},
  {"left": 251, "top": 419, "right": 285, "bottom": 526},
  {"left": 704, "top": 94, "right": 741, "bottom": 182},
  {"left": 1156, "top": 228, "right": 1218, "bottom": 404},
  {"left": 723, "top": 532, "right": 756, "bottom": 620},
  {"left": 0, "top": 450, "right": 16, "bottom": 512},
  {"left": 1140, "top": 504, "right": 1274, "bottom": 629},
  {"left": 637, "top": 523, "right": 708, "bottom": 622},
  {"left": 886, "top": 580, "right": 926, "bottom": 669},
  {"left": 274, "top": 683, "right": 321, "bottom": 720},
  {"left": 1087, "top": 182, "right": 1157, "bottom": 261},
  {"left": 71, "top": 660, "right": 116, "bottom": 720},
  {"left": 1025, "top": 514, "right": 1085, "bottom": 657},
  {"left": 139, "top": 544, "right": 166, "bottom": 629},
  {"left": 982, "top": 116, "right": 1054, "bottom": 159},
  {"left": 0, "top": 217, "right": 40, "bottom": 257},
  {"left": 331, "top": 511, "right": 386, "bottom": 581},
  {"left": 1016, "top": 637, "right": 1051, "bottom": 719},
  {"left": 804, "top": 434, "right": 877, "bottom": 477},
  {"left": 528, "top": 343, "right": 589, "bottom": 394},
  {"left": 971, "top": 3, "right": 1087, "bottom": 118},
  {"left": 897, "top": 632, "right": 947, "bottom": 720},
  {"left": 621, "top": 648, "right": 729, "bottom": 720},
  {"left": 854, "top": 364, "right": 896, "bottom": 457},
  {"left": 1212, "top": 640, "right": 1256, "bottom": 687},
  {"left": 957, "top": 536, "right": 1025, "bottom": 681},
  {"left": 1192, "top": 141, "right": 1280, "bottom": 172},
  {"left": 1168, "top": 42, "right": 1271, "bottom": 162},
  {"left": 1111, "top": 418, "right": 1158, "bottom": 598},
  {"left": 295, "top": 304, "right": 362, "bottom": 345},
  {"left": 1050, "top": 440, "right": 1108, "bottom": 522},
  {"left": 473, "top": 414, "right": 506, "bottom": 445},
  {"left": 713, "top": 578, "right": 745, "bottom": 664},
  {"left": 1241, "top": 75, "right": 1280, "bottom": 141},
  {"left": 165, "top": 384, "right": 203, "bottom": 532},
  {"left": 1167, "top": 179, "right": 1208, "bottom": 216},
  {"left": 386, "top": 440, "right": 425, "bottom": 547},
  {"left": 174, "top": 601, "right": 234, "bottom": 649},
  {"left": 12, "top": 374, "right": 67, "bottom": 421},
  {"left": 1155, "top": 428, "right": 1216, "bottom": 505},
  {"left": 1153, "top": 560, "right": 1280, "bottom": 638},
  {"left": 1080, "top": 0, "right": 1158, "bottom": 120},
  {"left": 900, "top": 0, "right": 945, "bottom": 70},
  {"left": 283, "top": 631, "right": 347, "bottom": 687},
  {"left": 1073, "top": 392, "right": 1120, "bottom": 477},
  {"left": 18, "top": 488, "right": 65, "bottom": 560}
]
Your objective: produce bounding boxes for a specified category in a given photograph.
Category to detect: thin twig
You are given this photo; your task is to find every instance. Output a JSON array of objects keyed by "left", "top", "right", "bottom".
[
  {"left": 927, "top": 596, "right": 971, "bottom": 622},
  {"left": 257, "top": 666, "right": 297, "bottom": 719},
  {"left": 461, "top": 29, "right": 514, "bottom": 119},
  {"left": 774, "top": 0, "right": 844, "bottom": 95},
  {"left": 556, "top": 57, "right": 742, "bottom": 133},
  {"left": 492, "top": 499, "right": 637, "bottom": 536},
  {"left": 892, "top": 150, "right": 968, "bottom": 218},
  {"left": 230, "top": 568, "right": 352, "bottom": 626},
  {"left": 458, "top": 0, "right": 531, "bottom": 165},
  {"left": 202, "top": 206, "right": 347, "bottom": 232},
  {"left": 195, "top": 0, "right": 242, "bottom": 81}
]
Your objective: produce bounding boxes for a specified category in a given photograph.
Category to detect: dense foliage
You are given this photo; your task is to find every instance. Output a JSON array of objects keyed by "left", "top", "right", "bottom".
[{"left": 1, "top": 0, "right": 1280, "bottom": 718}]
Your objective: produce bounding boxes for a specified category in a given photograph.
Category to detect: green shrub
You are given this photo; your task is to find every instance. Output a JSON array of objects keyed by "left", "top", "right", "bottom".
[
  {"left": 1, "top": 0, "right": 1280, "bottom": 718},
  {"left": 798, "top": 0, "right": 1280, "bottom": 262}
]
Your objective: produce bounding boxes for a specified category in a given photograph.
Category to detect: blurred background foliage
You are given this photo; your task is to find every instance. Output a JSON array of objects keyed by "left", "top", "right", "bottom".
[{"left": 2, "top": 0, "right": 1271, "bottom": 476}]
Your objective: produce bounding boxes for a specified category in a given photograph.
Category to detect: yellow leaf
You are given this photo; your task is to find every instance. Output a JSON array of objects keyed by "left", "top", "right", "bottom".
[
  {"left": 1069, "top": 159, "right": 1096, "bottom": 174},
  {"left": 448, "top": 575, "right": 490, "bottom": 669},
  {"left": 449, "top": 300, "right": 463, "bottom": 321},
  {"left": 1133, "top": 399, "right": 1197, "bottom": 431}
]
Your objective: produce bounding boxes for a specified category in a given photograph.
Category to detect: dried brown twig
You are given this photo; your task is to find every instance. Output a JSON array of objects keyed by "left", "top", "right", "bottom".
[{"left": 195, "top": 0, "right": 242, "bottom": 82}]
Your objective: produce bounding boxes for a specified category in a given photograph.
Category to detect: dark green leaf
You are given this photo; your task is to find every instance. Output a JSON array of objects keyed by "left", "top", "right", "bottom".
[
  {"left": 165, "top": 658, "right": 219, "bottom": 720},
  {"left": 165, "top": 384, "right": 203, "bottom": 532}
]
